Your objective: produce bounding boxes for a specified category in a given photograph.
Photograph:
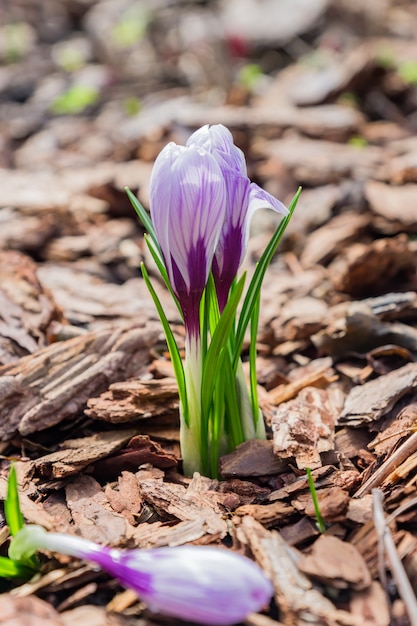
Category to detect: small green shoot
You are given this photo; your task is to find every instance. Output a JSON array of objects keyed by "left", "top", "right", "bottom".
[
  {"left": 50, "top": 85, "right": 100, "bottom": 115},
  {"left": 0, "top": 466, "right": 39, "bottom": 578},
  {"left": 306, "top": 467, "right": 326, "bottom": 534}
]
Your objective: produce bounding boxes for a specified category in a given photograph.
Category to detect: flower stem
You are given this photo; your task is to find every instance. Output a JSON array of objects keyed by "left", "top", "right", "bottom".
[{"left": 181, "top": 333, "right": 205, "bottom": 476}]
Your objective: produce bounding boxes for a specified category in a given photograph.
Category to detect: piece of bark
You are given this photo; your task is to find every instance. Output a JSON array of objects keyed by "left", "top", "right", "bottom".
[
  {"left": 219, "top": 439, "right": 288, "bottom": 478},
  {"left": 61, "top": 605, "right": 133, "bottom": 626},
  {"left": 280, "top": 517, "right": 320, "bottom": 547},
  {"left": 0, "top": 322, "right": 159, "bottom": 440},
  {"left": 272, "top": 387, "right": 343, "bottom": 469},
  {"left": 33, "top": 429, "right": 141, "bottom": 479},
  {"left": 92, "top": 435, "right": 178, "bottom": 480},
  {"left": 268, "top": 357, "right": 336, "bottom": 405},
  {"left": 65, "top": 475, "right": 128, "bottom": 545},
  {"left": 38, "top": 266, "right": 179, "bottom": 328},
  {"left": 105, "top": 471, "right": 143, "bottom": 526},
  {"left": 313, "top": 300, "right": 417, "bottom": 359},
  {"left": 300, "top": 212, "right": 369, "bottom": 268},
  {"left": 339, "top": 363, "right": 417, "bottom": 427},
  {"left": 0, "top": 250, "right": 64, "bottom": 364},
  {"left": 138, "top": 477, "right": 227, "bottom": 540},
  {"left": 237, "top": 516, "right": 358, "bottom": 626},
  {"left": 349, "top": 581, "right": 390, "bottom": 626},
  {"left": 0, "top": 594, "right": 65, "bottom": 626},
  {"left": 365, "top": 181, "right": 417, "bottom": 233},
  {"left": 86, "top": 378, "right": 179, "bottom": 423},
  {"left": 303, "top": 486, "right": 350, "bottom": 523},
  {"left": 329, "top": 234, "right": 416, "bottom": 296},
  {"left": 257, "top": 135, "right": 383, "bottom": 186},
  {"left": 234, "top": 501, "right": 294, "bottom": 527},
  {"left": 298, "top": 535, "right": 372, "bottom": 591}
]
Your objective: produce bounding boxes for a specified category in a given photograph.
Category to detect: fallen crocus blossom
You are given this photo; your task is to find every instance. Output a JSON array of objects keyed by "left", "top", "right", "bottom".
[{"left": 10, "top": 525, "right": 273, "bottom": 625}]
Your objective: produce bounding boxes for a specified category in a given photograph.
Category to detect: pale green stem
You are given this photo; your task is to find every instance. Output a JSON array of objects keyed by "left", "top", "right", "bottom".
[
  {"left": 181, "top": 334, "right": 204, "bottom": 476},
  {"left": 236, "top": 359, "right": 266, "bottom": 440}
]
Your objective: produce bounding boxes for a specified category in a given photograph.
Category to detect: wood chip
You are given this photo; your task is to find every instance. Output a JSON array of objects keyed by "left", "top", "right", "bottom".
[
  {"left": 0, "top": 322, "right": 159, "bottom": 439},
  {"left": 339, "top": 363, "right": 417, "bottom": 427},
  {"left": 298, "top": 535, "right": 372, "bottom": 590},
  {"left": 86, "top": 378, "right": 179, "bottom": 423},
  {"left": 220, "top": 439, "right": 288, "bottom": 478},
  {"left": 0, "top": 594, "right": 64, "bottom": 626},
  {"left": 65, "top": 475, "right": 128, "bottom": 545},
  {"left": 272, "top": 387, "right": 343, "bottom": 469}
]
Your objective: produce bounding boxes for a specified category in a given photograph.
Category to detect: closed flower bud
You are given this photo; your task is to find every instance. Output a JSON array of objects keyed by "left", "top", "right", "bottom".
[
  {"left": 11, "top": 526, "right": 273, "bottom": 626},
  {"left": 187, "top": 124, "right": 288, "bottom": 310},
  {"left": 149, "top": 141, "right": 226, "bottom": 334}
]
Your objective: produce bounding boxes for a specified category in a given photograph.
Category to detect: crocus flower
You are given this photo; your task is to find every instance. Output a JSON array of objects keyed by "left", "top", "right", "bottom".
[
  {"left": 149, "top": 141, "right": 227, "bottom": 336},
  {"left": 187, "top": 124, "right": 288, "bottom": 310},
  {"left": 11, "top": 526, "right": 273, "bottom": 625}
]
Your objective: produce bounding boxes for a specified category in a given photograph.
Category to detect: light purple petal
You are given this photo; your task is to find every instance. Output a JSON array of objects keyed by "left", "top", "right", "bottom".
[
  {"left": 94, "top": 545, "right": 273, "bottom": 625},
  {"left": 187, "top": 124, "right": 247, "bottom": 175},
  {"left": 248, "top": 182, "right": 289, "bottom": 217},
  {"left": 149, "top": 141, "right": 226, "bottom": 331}
]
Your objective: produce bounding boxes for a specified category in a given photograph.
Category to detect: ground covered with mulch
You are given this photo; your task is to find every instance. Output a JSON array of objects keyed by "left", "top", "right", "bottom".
[{"left": 1, "top": 0, "right": 417, "bottom": 624}]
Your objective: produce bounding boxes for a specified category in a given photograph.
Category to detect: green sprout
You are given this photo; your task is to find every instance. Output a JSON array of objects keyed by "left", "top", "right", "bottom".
[
  {"left": 306, "top": 467, "right": 326, "bottom": 534},
  {"left": 112, "top": 8, "right": 149, "bottom": 48},
  {"left": 238, "top": 64, "right": 264, "bottom": 92},
  {"left": 0, "top": 466, "right": 39, "bottom": 579},
  {"left": 397, "top": 60, "right": 417, "bottom": 86},
  {"left": 50, "top": 84, "right": 100, "bottom": 115}
]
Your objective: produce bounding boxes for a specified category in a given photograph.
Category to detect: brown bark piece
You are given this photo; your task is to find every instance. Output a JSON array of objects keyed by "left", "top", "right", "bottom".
[
  {"left": 0, "top": 322, "right": 159, "bottom": 440},
  {"left": 329, "top": 235, "right": 416, "bottom": 296},
  {"left": 300, "top": 212, "right": 369, "bottom": 268},
  {"left": 0, "top": 250, "right": 63, "bottom": 364},
  {"left": 339, "top": 363, "right": 417, "bottom": 426},
  {"left": 86, "top": 378, "right": 179, "bottom": 423},
  {"left": 65, "top": 475, "right": 128, "bottom": 545},
  {"left": 365, "top": 181, "right": 417, "bottom": 232},
  {"left": 0, "top": 594, "right": 65, "bottom": 626},
  {"left": 238, "top": 516, "right": 359, "bottom": 626},
  {"left": 61, "top": 605, "right": 132, "bottom": 626},
  {"left": 303, "top": 486, "right": 350, "bottom": 523},
  {"left": 272, "top": 387, "right": 343, "bottom": 469},
  {"left": 33, "top": 429, "right": 141, "bottom": 479},
  {"left": 268, "top": 356, "right": 337, "bottom": 404},
  {"left": 298, "top": 535, "right": 372, "bottom": 590},
  {"left": 234, "top": 500, "right": 294, "bottom": 527},
  {"left": 92, "top": 435, "right": 178, "bottom": 480},
  {"left": 349, "top": 581, "right": 390, "bottom": 626},
  {"left": 312, "top": 300, "right": 417, "bottom": 358},
  {"left": 220, "top": 439, "right": 288, "bottom": 478},
  {"left": 138, "top": 477, "right": 227, "bottom": 539},
  {"left": 105, "top": 471, "right": 143, "bottom": 525}
]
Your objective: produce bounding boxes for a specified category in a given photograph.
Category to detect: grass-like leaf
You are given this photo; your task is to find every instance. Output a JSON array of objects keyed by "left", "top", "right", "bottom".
[
  {"left": 233, "top": 187, "right": 301, "bottom": 368},
  {"left": 249, "top": 292, "right": 260, "bottom": 427},
  {"left": 141, "top": 263, "right": 188, "bottom": 424},
  {"left": 4, "top": 465, "right": 24, "bottom": 537},
  {"left": 126, "top": 187, "right": 160, "bottom": 250},
  {"left": 306, "top": 467, "right": 326, "bottom": 534},
  {"left": 0, "top": 556, "right": 34, "bottom": 579}
]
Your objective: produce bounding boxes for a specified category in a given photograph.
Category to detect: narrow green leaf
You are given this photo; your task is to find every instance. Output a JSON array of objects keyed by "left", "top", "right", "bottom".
[
  {"left": 306, "top": 467, "right": 326, "bottom": 534},
  {"left": 126, "top": 187, "right": 160, "bottom": 250},
  {"left": 233, "top": 187, "right": 301, "bottom": 367},
  {"left": 144, "top": 234, "right": 183, "bottom": 320},
  {"left": 5, "top": 465, "right": 24, "bottom": 537},
  {"left": 0, "top": 556, "right": 34, "bottom": 579},
  {"left": 249, "top": 292, "right": 260, "bottom": 426},
  {"left": 201, "top": 274, "right": 245, "bottom": 416},
  {"left": 141, "top": 263, "right": 188, "bottom": 424}
]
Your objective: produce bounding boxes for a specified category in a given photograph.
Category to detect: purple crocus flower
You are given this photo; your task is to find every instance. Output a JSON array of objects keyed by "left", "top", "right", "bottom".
[
  {"left": 187, "top": 124, "right": 288, "bottom": 310},
  {"left": 149, "top": 141, "right": 226, "bottom": 336},
  {"left": 11, "top": 526, "right": 273, "bottom": 625}
]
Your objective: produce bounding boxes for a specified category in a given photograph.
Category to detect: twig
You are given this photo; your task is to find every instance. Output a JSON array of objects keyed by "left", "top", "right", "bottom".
[
  {"left": 372, "top": 488, "right": 417, "bottom": 626},
  {"left": 355, "top": 431, "right": 417, "bottom": 497}
]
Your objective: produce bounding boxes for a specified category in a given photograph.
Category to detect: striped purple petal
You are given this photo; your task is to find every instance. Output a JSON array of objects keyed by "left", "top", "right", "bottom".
[{"left": 150, "top": 141, "right": 226, "bottom": 334}]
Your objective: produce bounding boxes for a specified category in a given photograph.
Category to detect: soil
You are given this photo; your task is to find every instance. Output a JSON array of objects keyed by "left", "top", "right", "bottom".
[{"left": 1, "top": 1, "right": 417, "bottom": 625}]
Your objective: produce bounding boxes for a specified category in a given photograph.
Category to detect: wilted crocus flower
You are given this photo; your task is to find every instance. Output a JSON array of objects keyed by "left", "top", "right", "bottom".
[
  {"left": 11, "top": 526, "right": 273, "bottom": 626},
  {"left": 187, "top": 124, "right": 288, "bottom": 311},
  {"left": 150, "top": 141, "right": 226, "bottom": 336}
]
